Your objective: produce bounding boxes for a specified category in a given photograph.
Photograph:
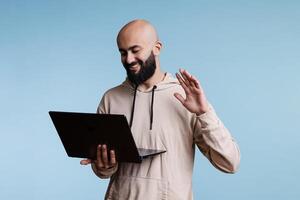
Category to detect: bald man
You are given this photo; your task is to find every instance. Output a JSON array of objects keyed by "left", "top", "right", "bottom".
[{"left": 81, "top": 20, "right": 240, "bottom": 200}]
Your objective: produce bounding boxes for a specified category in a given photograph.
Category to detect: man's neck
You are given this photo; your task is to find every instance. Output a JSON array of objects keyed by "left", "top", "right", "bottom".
[{"left": 138, "top": 69, "right": 165, "bottom": 91}]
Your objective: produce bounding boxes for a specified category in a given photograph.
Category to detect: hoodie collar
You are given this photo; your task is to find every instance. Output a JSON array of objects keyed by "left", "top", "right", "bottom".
[{"left": 122, "top": 72, "right": 179, "bottom": 93}]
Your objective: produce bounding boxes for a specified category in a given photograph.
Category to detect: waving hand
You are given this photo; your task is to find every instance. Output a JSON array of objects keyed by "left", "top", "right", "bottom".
[{"left": 174, "top": 69, "right": 209, "bottom": 115}]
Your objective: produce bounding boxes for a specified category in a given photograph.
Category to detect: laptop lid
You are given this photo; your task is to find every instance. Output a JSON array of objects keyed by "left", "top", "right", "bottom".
[{"left": 49, "top": 111, "right": 165, "bottom": 163}]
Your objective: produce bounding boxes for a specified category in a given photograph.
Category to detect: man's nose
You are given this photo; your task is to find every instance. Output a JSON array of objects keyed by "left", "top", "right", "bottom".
[{"left": 126, "top": 52, "right": 135, "bottom": 64}]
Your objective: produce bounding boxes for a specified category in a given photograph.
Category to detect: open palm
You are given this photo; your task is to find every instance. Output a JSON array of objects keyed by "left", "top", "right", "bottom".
[{"left": 174, "top": 69, "right": 209, "bottom": 115}]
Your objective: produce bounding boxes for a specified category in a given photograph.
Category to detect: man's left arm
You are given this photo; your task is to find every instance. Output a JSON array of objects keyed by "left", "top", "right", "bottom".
[
  {"left": 174, "top": 69, "right": 240, "bottom": 173},
  {"left": 194, "top": 104, "right": 240, "bottom": 173}
]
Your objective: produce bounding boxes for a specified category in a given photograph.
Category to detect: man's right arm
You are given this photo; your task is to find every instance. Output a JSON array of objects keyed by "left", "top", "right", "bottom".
[{"left": 87, "top": 95, "right": 119, "bottom": 178}]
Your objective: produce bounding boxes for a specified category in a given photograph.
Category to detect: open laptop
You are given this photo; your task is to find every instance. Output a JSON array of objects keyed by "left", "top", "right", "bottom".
[{"left": 49, "top": 111, "right": 166, "bottom": 163}]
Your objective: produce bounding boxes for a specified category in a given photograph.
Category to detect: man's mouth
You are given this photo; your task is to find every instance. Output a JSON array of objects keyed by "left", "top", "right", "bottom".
[{"left": 129, "top": 64, "right": 140, "bottom": 72}]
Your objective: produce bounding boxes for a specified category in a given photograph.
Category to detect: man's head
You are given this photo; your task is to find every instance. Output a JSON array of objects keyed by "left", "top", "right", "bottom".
[{"left": 117, "top": 19, "right": 162, "bottom": 85}]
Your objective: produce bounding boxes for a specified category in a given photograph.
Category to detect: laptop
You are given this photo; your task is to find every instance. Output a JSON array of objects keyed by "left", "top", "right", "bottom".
[{"left": 49, "top": 111, "right": 166, "bottom": 163}]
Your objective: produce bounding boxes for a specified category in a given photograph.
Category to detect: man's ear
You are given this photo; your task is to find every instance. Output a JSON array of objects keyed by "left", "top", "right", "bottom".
[{"left": 153, "top": 41, "right": 162, "bottom": 56}]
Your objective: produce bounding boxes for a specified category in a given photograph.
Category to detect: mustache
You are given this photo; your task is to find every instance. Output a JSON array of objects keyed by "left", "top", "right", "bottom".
[{"left": 125, "top": 60, "right": 143, "bottom": 68}]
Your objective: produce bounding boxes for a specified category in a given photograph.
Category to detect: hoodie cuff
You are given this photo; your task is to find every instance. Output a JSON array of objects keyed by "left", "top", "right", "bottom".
[{"left": 196, "top": 105, "right": 220, "bottom": 130}]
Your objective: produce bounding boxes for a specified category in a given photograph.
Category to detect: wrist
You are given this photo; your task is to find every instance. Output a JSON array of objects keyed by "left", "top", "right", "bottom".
[{"left": 195, "top": 105, "right": 210, "bottom": 116}]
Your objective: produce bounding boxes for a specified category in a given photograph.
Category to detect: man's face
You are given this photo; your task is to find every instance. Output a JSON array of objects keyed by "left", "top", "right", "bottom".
[
  {"left": 117, "top": 23, "right": 160, "bottom": 85},
  {"left": 122, "top": 50, "right": 156, "bottom": 85}
]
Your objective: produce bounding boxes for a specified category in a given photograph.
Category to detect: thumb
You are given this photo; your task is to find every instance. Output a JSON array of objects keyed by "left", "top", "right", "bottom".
[
  {"left": 174, "top": 93, "right": 185, "bottom": 105},
  {"left": 80, "top": 159, "right": 92, "bottom": 165}
]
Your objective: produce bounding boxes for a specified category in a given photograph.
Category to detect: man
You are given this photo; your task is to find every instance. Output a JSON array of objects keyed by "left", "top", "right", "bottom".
[{"left": 80, "top": 19, "right": 240, "bottom": 200}]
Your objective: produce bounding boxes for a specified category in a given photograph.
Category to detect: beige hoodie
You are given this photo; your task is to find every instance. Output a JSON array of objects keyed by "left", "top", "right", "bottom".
[{"left": 94, "top": 73, "right": 240, "bottom": 200}]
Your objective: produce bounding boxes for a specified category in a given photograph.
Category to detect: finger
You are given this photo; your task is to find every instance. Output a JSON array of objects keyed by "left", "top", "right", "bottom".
[
  {"left": 97, "top": 144, "right": 102, "bottom": 161},
  {"left": 96, "top": 144, "right": 104, "bottom": 168},
  {"left": 185, "top": 70, "right": 202, "bottom": 90},
  {"left": 80, "top": 159, "right": 92, "bottom": 165},
  {"left": 190, "top": 76, "right": 200, "bottom": 89},
  {"left": 187, "top": 74, "right": 201, "bottom": 90},
  {"left": 102, "top": 144, "right": 109, "bottom": 168},
  {"left": 181, "top": 69, "right": 203, "bottom": 90},
  {"left": 110, "top": 150, "right": 117, "bottom": 166},
  {"left": 179, "top": 69, "right": 192, "bottom": 85},
  {"left": 174, "top": 93, "right": 185, "bottom": 105},
  {"left": 180, "top": 69, "right": 195, "bottom": 88},
  {"left": 189, "top": 75, "right": 204, "bottom": 92},
  {"left": 176, "top": 73, "right": 189, "bottom": 92},
  {"left": 183, "top": 69, "right": 197, "bottom": 88}
]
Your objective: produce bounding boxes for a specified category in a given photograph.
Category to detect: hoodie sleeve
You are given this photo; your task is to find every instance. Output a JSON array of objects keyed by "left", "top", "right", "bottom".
[
  {"left": 193, "top": 104, "right": 240, "bottom": 173},
  {"left": 91, "top": 95, "right": 119, "bottom": 179}
]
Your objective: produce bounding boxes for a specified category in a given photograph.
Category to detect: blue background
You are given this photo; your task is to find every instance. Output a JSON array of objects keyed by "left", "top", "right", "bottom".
[{"left": 1, "top": 0, "right": 299, "bottom": 199}]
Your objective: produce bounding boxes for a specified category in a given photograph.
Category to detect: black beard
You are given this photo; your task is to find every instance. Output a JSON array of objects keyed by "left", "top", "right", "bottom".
[{"left": 124, "top": 52, "right": 156, "bottom": 85}]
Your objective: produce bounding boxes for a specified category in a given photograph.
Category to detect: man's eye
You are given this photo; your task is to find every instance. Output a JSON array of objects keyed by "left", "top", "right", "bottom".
[
  {"left": 120, "top": 52, "right": 126, "bottom": 56},
  {"left": 132, "top": 49, "right": 140, "bottom": 54}
]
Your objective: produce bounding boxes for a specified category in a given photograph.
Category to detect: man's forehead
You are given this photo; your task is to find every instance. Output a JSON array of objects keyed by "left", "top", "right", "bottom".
[{"left": 117, "top": 31, "right": 150, "bottom": 49}]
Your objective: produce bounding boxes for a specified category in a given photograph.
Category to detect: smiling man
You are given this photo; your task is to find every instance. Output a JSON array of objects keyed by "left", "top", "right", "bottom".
[{"left": 81, "top": 19, "right": 240, "bottom": 200}]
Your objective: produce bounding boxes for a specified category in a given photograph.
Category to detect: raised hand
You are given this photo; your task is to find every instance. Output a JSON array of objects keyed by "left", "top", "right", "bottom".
[{"left": 174, "top": 69, "right": 209, "bottom": 115}]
